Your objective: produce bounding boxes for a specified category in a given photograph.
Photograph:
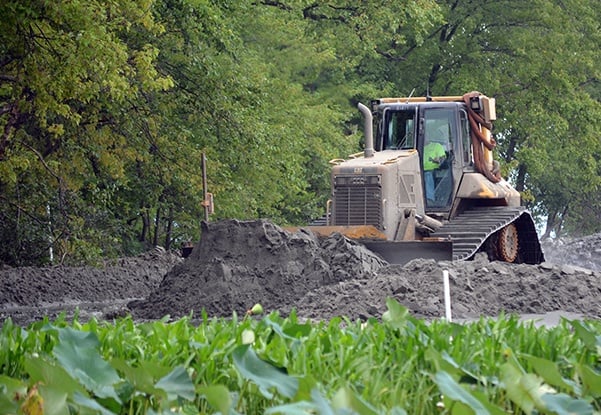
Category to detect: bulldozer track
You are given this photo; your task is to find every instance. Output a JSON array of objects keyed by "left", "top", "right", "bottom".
[{"left": 431, "top": 206, "right": 532, "bottom": 261}]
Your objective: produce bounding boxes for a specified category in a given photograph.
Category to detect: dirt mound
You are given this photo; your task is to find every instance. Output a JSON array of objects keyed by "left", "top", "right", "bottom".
[
  {"left": 130, "top": 220, "right": 386, "bottom": 319},
  {"left": 0, "top": 248, "right": 181, "bottom": 325},
  {"left": 541, "top": 234, "right": 601, "bottom": 272},
  {"left": 294, "top": 255, "right": 601, "bottom": 320},
  {"left": 130, "top": 220, "right": 601, "bottom": 322},
  {"left": 2, "top": 219, "right": 601, "bottom": 326}
]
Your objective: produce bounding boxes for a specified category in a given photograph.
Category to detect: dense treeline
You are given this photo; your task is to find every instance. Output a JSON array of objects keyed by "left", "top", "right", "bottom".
[{"left": 1, "top": 0, "right": 599, "bottom": 265}]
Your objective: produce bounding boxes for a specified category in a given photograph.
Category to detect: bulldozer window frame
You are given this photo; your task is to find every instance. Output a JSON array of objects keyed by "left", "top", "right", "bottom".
[
  {"left": 459, "top": 109, "right": 473, "bottom": 165},
  {"left": 381, "top": 107, "right": 418, "bottom": 151}
]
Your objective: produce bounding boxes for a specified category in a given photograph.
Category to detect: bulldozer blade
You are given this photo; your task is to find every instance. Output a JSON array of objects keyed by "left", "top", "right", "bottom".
[
  {"left": 285, "top": 225, "right": 388, "bottom": 240},
  {"left": 361, "top": 240, "right": 453, "bottom": 265}
]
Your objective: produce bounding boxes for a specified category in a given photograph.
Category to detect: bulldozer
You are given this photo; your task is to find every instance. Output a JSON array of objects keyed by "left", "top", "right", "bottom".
[{"left": 298, "top": 91, "right": 545, "bottom": 265}]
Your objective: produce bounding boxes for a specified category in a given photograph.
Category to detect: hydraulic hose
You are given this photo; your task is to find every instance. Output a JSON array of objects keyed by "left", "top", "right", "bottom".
[{"left": 463, "top": 92, "right": 502, "bottom": 183}]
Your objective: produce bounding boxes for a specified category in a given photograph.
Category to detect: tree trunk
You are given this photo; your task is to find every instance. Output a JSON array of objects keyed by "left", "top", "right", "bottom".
[
  {"left": 164, "top": 206, "right": 174, "bottom": 250},
  {"left": 554, "top": 204, "right": 569, "bottom": 239},
  {"left": 515, "top": 164, "right": 526, "bottom": 193},
  {"left": 140, "top": 208, "right": 149, "bottom": 243},
  {"left": 504, "top": 134, "right": 518, "bottom": 164},
  {"left": 542, "top": 211, "right": 557, "bottom": 240},
  {"left": 153, "top": 205, "right": 161, "bottom": 247}
]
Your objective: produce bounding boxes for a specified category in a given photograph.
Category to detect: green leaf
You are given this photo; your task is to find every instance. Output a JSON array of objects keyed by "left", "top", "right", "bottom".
[
  {"left": 263, "top": 317, "right": 301, "bottom": 343},
  {"left": 308, "top": 388, "right": 336, "bottom": 415},
  {"left": 24, "top": 356, "right": 85, "bottom": 415},
  {"left": 500, "top": 362, "right": 550, "bottom": 414},
  {"left": 265, "top": 400, "right": 319, "bottom": 415},
  {"left": 24, "top": 356, "right": 82, "bottom": 395},
  {"left": 382, "top": 297, "right": 410, "bottom": 328},
  {"left": 332, "top": 386, "right": 380, "bottom": 415},
  {"left": 570, "top": 321, "right": 601, "bottom": 353},
  {"left": 110, "top": 358, "right": 157, "bottom": 395},
  {"left": 433, "top": 371, "right": 490, "bottom": 415},
  {"left": 53, "top": 328, "right": 121, "bottom": 403},
  {"left": 283, "top": 321, "right": 314, "bottom": 339},
  {"left": 522, "top": 354, "right": 579, "bottom": 394},
  {"left": 541, "top": 393, "right": 594, "bottom": 415},
  {"left": 0, "top": 375, "right": 27, "bottom": 414},
  {"left": 198, "top": 384, "right": 232, "bottom": 415},
  {"left": 72, "top": 391, "right": 116, "bottom": 415},
  {"left": 241, "top": 329, "right": 255, "bottom": 344},
  {"left": 37, "top": 384, "right": 70, "bottom": 415},
  {"left": 154, "top": 366, "right": 195, "bottom": 401},
  {"left": 426, "top": 349, "right": 480, "bottom": 384},
  {"left": 576, "top": 364, "right": 601, "bottom": 397},
  {"left": 232, "top": 344, "right": 298, "bottom": 399}
]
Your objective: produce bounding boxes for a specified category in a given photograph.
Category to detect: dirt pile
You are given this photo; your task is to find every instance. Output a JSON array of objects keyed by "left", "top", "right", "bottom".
[
  {"left": 130, "top": 220, "right": 386, "bottom": 319},
  {"left": 130, "top": 220, "right": 601, "bottom": 322},
  {"left": 293, "top": 255, "right": 601, "bottom": 320},
  {"left": 541, "top": 234, "right": 601, "bottom": 272},
  {"left": 1, "top": 219, "right": 601, "bottom": 326},
  {"left": 0, "top": 248, "right": 181, "bottom": 325}
]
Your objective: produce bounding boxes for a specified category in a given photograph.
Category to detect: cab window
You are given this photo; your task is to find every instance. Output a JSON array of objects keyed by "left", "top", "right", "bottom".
[{"left": 383, "top": 110, "right": 416, "bottom": 150}]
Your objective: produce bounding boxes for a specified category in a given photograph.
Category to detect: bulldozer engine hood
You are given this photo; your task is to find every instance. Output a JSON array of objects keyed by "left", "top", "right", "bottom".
[{"left": 330, "top": 149, "right": 424, "bottom": 240}]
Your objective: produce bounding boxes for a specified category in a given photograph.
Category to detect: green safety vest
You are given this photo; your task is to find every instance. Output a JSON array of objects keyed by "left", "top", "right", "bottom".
[{"left": 423, "top": 142, "right": 446, "bottom": 171}]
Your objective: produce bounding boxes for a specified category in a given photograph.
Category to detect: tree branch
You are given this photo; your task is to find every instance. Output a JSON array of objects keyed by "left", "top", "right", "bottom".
[
  {"left": 20, "top": 141, "right": 63, "bottom": 185},
  {"left": 0, "top": 74, "right": 17, "bottom": 82}
]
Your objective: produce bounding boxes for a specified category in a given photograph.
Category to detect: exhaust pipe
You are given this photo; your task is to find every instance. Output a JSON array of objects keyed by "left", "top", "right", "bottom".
[{"left": 358, "top": 102, "right": 374, "bottom": 158}]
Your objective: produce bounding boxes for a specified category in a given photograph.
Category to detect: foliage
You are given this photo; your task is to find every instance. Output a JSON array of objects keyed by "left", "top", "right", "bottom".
[
  {"left": 0, "top": 0, "right": 173, "bottom": 265},
  {"left": 1, "top": 0, "right": 600, "bottom": 264},
  {"left": 1, "top": 299, "right": 601, "bottom": 414}
]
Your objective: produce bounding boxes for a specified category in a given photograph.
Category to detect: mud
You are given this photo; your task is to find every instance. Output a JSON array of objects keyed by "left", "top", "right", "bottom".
[
  {"left": 0, "top": 248, "right": 182, "bottom": 325},
  {"left": 1, "top": 219, "right": 600, "bottom": 326}
]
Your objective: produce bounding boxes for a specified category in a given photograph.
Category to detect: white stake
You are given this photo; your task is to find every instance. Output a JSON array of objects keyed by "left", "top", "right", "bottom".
[{"left": 443, "top": 270, "right": 452, "bottom": 322}]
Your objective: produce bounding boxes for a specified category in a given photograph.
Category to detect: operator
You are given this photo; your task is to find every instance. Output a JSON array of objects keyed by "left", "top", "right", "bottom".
[{"left": 423, "top": 141, "right": 447, "bottom": 202}]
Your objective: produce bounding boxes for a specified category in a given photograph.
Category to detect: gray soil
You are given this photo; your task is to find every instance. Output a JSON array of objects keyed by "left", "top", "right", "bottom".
[{"left": 2, "top": 219, "right": 601, "bottom": 326}]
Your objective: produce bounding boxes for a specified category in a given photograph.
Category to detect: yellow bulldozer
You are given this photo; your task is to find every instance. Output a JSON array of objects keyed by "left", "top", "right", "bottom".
[{"left": 298, "top": 91, "right": 544, "bottom": 265}]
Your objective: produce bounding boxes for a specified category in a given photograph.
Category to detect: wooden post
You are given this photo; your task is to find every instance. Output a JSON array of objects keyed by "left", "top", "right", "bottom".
[{"left": 202, "top": 152, "right": 209, "bottom": 222}]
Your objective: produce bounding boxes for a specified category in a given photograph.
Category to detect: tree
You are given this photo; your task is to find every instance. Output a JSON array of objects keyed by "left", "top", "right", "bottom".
[
  {"left": 2, "top": 0, "right": 599, "bottom": 265},
  {"left": 352, "top": 0, "right": 601, "bottom": 237},
  {"left": 0, "top": 0, "right": 172, "bottom": 264}
]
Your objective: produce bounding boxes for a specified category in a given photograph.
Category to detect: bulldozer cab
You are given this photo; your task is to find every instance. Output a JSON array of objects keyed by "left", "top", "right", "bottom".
[{"left": 379, "top": 103, "right": 472, "bottom": 213}]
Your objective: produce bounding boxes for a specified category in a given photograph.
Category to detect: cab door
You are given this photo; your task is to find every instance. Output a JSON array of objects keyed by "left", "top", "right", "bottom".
[{"left": 419, "top": 107, "right": 456, "bottom": 210}]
